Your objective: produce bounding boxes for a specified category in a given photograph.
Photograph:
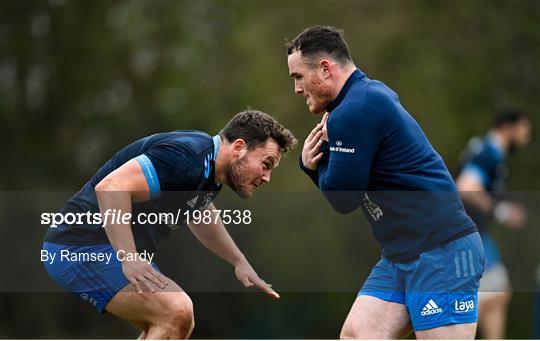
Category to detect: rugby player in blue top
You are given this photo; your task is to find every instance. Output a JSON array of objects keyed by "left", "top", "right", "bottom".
[
  {"left": 455, "top": 110, "right": 530, "bottom": 339},
  {"left": 287, "top": 25, "right": 484, "bottom": 339},
  {"left": 42, "top": 110, "right": 296, "bottom": 339}
]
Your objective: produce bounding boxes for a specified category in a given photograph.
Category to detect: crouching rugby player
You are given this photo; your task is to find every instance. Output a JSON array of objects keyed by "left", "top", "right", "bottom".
[{"left": 42, "top": 110, "right": 296, "bottom": 339}]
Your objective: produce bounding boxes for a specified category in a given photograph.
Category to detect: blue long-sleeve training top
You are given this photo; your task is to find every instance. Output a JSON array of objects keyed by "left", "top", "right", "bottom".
[
  {"left": 44, "top": 131, "right": 222, "bottom": 253},
  {"left": 300, "top": 69, "right": 477, "bottom": 262}
]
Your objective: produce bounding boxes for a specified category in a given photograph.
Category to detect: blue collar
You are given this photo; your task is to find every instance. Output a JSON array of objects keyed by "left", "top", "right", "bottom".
[
  {"left": 327, "top": 68, "right": 366, "bottom": 112},
  {"left": 213, "top": 135, "right": 221, "bottom": 161},
  {"left": 203, "top": 135, "right": 222, "bottom": 182},
  {"left": 486, "top": 133, "right": 505, "bottom": 160}
]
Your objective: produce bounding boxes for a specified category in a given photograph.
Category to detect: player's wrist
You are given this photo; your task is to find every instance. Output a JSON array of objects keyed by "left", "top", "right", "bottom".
[
  {"left": 299, "top": 156, "right": 318, "bottom": 172},
  {"left": 231, "top": 254, "right": 248, "bottom": 268}
]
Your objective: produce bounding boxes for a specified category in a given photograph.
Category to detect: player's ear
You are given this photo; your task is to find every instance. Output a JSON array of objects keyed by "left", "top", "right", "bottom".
[
  {"left": 232, "top": 139, "right": 247, "bottom": 159},
  {"left": 320, "top": 59, "right": 331, "bottom": 79}
]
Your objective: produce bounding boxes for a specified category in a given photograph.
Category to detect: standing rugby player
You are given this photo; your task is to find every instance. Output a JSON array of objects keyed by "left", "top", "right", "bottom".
[{"left": 287, "top": 25, "right": 484, "bottom": 339}]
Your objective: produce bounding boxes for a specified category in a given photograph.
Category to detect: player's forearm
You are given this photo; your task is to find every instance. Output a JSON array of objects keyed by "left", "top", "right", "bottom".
[
  {"left": 188, "top": 207, "right": 247, "bottom": 266},
  {"left": 95, "top": 184, "right": 138, "bottom": 254},
  {"left": 299, "top": 156, "right": 319, "bottom": 187},
  {"left": 459, "top": 190, "right": 494, "bottom": 213},
  {"left": 319, "top": 165, "right": 367, "bottom": 214},
  {"left": 456, "top": 176, "right": 494, "bottom": 213}
]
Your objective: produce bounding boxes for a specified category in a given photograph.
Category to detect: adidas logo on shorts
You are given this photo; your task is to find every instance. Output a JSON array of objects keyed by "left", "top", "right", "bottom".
[{"left": 421, "top": 299, "right": 443, "bottom": 316}]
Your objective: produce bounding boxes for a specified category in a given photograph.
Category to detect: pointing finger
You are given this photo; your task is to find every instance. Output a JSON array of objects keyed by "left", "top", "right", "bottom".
[{"left": 251, "top": 276, "right": 279, "bottom": 299}]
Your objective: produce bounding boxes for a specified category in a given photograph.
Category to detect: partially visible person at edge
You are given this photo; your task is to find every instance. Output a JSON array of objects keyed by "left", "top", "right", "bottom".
[
  {"left": 287, "top": 25, "right": 484, "bottom": 339},
  {"left": 455, "top": 109, "right": 531, "bottom": 339},
  {"left": 42, "top": 110, "right": 297, "bottom": 339}
]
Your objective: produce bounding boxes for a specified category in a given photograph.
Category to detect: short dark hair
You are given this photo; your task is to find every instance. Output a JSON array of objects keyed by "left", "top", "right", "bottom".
[
  {"left": 493, "top": 109, "right": 528, "bottom": 129},
  {"left": 286, "top": 25, "right": 353, "bottom": 65},
  {"left": 220, "top": 109, "right": 297, "bottom": 154}
]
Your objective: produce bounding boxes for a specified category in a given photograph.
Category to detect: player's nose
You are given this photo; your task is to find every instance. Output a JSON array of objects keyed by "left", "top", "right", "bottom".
[
  {"left": 261, "top": 171, "right": 271, "bottom": 183},
  {"left": 294, "top": 81, "right": 303, "bottom": 94}
]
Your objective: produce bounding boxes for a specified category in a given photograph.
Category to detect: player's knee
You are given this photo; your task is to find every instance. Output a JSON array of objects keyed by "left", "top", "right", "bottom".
[
  {"left": 340, "top": 322, "right": 358, "bottom": 339},
  {"left": 162, "top": 293, "right": 195, "bottom": 338},
  {"left": 340, "top": 320, "right": 401, "bottom": 339}
]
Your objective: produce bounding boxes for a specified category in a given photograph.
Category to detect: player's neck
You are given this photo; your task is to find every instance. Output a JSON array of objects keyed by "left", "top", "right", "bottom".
[{"left": 331, "top": 64, "right": 357, "bottom": 100}]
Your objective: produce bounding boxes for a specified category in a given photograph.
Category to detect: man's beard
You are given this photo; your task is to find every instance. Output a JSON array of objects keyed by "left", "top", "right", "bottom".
[
  {"left": 226, "top": 156, "right": 252, "bottom": 199},
  {"left": 308, "top": 85, "right": 333, "bottom": 113}
]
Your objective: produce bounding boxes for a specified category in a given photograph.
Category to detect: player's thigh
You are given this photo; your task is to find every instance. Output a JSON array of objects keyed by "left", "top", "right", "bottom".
[
  {"left": 105, "top": 273, "right": 193, "bottom": 327},
  {"left": 415, "top": 322, "right": 477, "bottom": 339},
  {"left": 341, "top": 295, "right": 411, "bottom": 339}
]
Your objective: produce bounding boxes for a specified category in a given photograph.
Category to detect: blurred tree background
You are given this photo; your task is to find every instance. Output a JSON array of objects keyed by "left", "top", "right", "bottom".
[{"left": 0, "top": 0, "right": 539, "bottom": 338}]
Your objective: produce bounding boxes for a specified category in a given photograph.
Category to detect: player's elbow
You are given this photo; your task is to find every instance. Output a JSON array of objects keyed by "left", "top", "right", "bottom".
[
  {"left": 331, "top": 203, "right": 358, "bottom": 215},
  {"left": 95, "top": 178, "right": 114, "bottom": 193},
  {"left": 95, "top": 177, "right": 124, "bottom": 195},
  {"left": 95, "top": 179, "right": 109, "bottom": 193},
  {"left": 320, "top": 177, "right": 364, "bottom": 214},
  {"left": 322, "top": 191, "right": 362, "bottom": 215}
]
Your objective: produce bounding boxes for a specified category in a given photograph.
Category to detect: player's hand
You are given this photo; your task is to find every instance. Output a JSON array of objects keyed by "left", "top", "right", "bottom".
[
  {"left": 494, "top": 201, "right": 528, "bottom": 230},
  {"left": 234, "top": 261, "right": 280, "bottom": 299},
  {"left": 121, "top": 259, "right": 167, "bottom": 294},
  {"left": 321, "top": 112, "right": 329, "bottom": 142},
  {"left": 301, "top": 122, "right": 325, "bottom": 170}
]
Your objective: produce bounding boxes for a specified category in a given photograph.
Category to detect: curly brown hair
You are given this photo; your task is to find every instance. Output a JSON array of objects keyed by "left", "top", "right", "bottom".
[{"left": 220, "top": 109, "right": 297, "bottom": 154}]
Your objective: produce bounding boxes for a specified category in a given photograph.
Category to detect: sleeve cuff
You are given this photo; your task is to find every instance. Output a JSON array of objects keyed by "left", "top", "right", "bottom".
[
  {"left": 299, "top": 156, "right": 320, "bottom": 187},
  {"left": 135, "top": 154, "right": 161, "bottom": 199}
]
